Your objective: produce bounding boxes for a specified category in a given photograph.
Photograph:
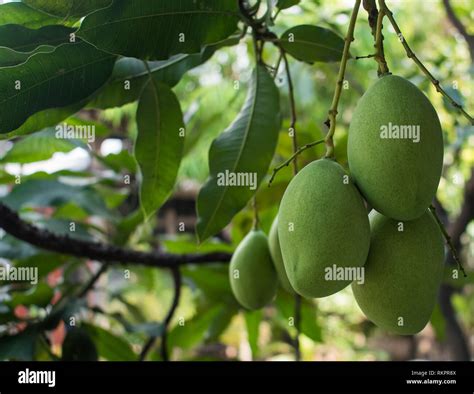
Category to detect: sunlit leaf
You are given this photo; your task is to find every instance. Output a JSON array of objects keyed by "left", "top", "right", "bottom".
[
  {"left": 279, "top": 25, "right": 345, "bottom": 63},
  {"left": 196, "top": 65, "right": 281, "bottom": 242}
]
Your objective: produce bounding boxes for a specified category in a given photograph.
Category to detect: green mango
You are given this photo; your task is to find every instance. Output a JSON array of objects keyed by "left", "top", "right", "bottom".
[
  {"left": 269, "top": 216, "right": 295, "bottom": 294},
  {"left": 278, "top": 159, "right": 370, "bottom": 298},
  {"left": 352, "top": 210, "right": 445, "bottom": 335},
  {"left": 348, "top": 74, "right": 443, "bottom": 221},
  {"left": 229, "top": 230, "right": 278, "bottom": 310}
]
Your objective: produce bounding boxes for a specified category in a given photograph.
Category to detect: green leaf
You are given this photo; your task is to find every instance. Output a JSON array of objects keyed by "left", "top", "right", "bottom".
[
  {"left": 0, "top": 101, "right": 87, "bottom": 140},
  {"left": 89, "top": 51, "right": 214, "bottom": 109},
  {"left": 135, "top": 79, "right": 185, "bottom": 219},
  {"left": 0, "top": 25, "right": 75, "bottom": 52},
  {"left": 1, "top": 179, "right": 110, "bottom": 218},
  {"left": 182, "top": 266, "right": 234, "bottom": 302},
  {"left": 78, "top": 0, "right": 239, "bottom": 60},
  {"left": 0, "top": 327, "right": 38, "bottom": 361},
  {"left": 1, "top": 128, "right": 76, "bottom": 164},
  {"left": 277, "top": 0, "right": 301, "bottom": 9},
  {"left": 279, "top": 25, "right": 346, "bottom": 63},
  {"left": 83, "top": 323, "right": 136, "bottom": 361},
  {"left": 0, "top": 45, "right": 55, "bottom": 67},
  {"left": 0, "top": 3, "right": 63, "bottom": 28},
  {"left": 167, "top": 306, "right": 222, "bottom": 351},
  {"left": 196, "top": 65, "right": 281, "bottom": 242},
  {"left": 61, "top": 328, "right": 98, "bottom": 361},
  {"left": 245, "top": 310, "right": 262, "bottom": 359},
  {"left": 14, "top": 253, "right": 65, "bottom": 279},
  {"left": 0, "top": 42, "right": 116, "bottom": 134},
  {"left": 23, "top": 0, "right": 113, "bottom": 18},
  {"left": 275, "top": 291, "right": 322, "bottom": 343},
  {"left": 7, "top": 283, "right": 54, "bottom": 308}
]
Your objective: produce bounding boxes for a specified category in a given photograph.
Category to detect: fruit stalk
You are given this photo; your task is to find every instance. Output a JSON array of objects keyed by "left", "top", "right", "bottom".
[
  {"left": 379, "top": 0, "right": 473, "bottom": 125},
  {"left": 374, "top": 1, "right": 389, "bottom": 75},
  {"left": 268, "top": 138, "right": 326, "bottom": 186},
  {"left": 429, "top": 204, "right": 467, "bottom": 277},
  {"left": 280, "top": 48, "right": 303, "bottom": 361},
  {"left": 324, "top": 0, "right": 362, "bottom": 158}
]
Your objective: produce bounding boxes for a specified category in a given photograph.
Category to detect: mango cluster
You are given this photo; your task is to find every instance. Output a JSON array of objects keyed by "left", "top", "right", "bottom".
[{"left": 229, "top": 75, "right": 445, "bottom": 335}]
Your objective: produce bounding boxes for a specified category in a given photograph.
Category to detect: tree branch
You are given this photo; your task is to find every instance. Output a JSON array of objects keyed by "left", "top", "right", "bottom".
[
  {"left": 140, "top": 267, "right": 182, "bottom": 361},
  {"left": 0, "top": 203, "right": 232, "bottom": 267},
  {"left": 442, "top": 0, "right": 474, "bottom": 60}
]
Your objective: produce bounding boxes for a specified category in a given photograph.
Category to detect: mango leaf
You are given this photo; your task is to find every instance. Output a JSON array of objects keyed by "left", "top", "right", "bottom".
[
  {"left": 61, "top": 328, "right": 98, "bottom": 361},
  {"left": 279, "top": 25, "right": 346, "bottom": 63},
  {"left": 78, "top": 0, "right": 239, "bottom": 60},
  {"left": 196, "top": 65, "right": 281, "bottom": 242},
  {"left": 182, "top": 266, "right": 235, "bottom": 303},
  {"left": 0, "top": 128, "right": 77, "bottom": 164},
  {"left": 83, "top": 323, "right": 136, "bottom": 361},
  {"left": 0, "top": 45, "right": 55, "bottom": 67},
  {"left": 0, "top": 101, "right": 87, "bottom": 140},
  {"left": 7, "top": 283, "right": 54, "bottom": 308},
  {"left": 23, "top": 0, "right": 113, "bottom": 18},
  {"left": 0, "top": 25, "right": 75, "bottom": 52},
  {"left": 14, "top": 253, "right": 65, "bottom": 279},
  {"left": 0, "top": 2, "right": 63, "bottom": 28},
  {"left": 1, "top": 179, "right": 110, "bottom": 218},
  {"left": 0, "top": 42, "right": 116, "bottom": 134},
  {"left": 275, "top": 291, "right": 322, "bottom": 343},
  {"left": 245, "top": 310, "right": 263, "bottom": 359},
  {"left": 167, "top": 305, "right": 222, "bottom": 351},
  {"left": 0, "top": 327, "right": 38, "bottom": 361},
  {"left": 90, "top": 51, "right": 213, "bottom": 109},
  {"left": 277, "top": 0, "right": 301, "bottom": 9},
  {"left": 135, "top": 79, "right": 185, "bottom": 219}
]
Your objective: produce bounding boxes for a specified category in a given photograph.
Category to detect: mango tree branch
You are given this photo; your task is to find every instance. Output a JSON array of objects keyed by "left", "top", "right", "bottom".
[
  {"left": 0, "top": 203, "right": 232, "bottom": 267},
  {"left": 378, "top": 0, "right": 473, "bottom": 125},
  {"left": 442, "top": 0, "right": 474, "bottom": 60},
  {"left": 140, "top": 267, "right": 182, "bottom": 361},
  {"left": 324, "top": 0, "right": 361, "bottom": 158}
]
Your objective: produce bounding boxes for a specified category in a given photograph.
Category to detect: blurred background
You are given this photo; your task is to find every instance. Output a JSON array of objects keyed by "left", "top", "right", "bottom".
[{"left": 0, "top": 0, "right": 472, "bottom": 361}]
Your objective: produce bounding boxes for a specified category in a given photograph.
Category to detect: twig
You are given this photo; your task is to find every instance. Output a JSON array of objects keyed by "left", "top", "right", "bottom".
[
  {"left": 252, "top": 196, "right": 260, "bottom": 230},
  {"left": 280, "top": 51, "right": 298, "bottom": 175},
  {"left": 77, "top": 262, "right": 111, "bottom": 298},
  {"left": 429, "top": 204, "right": 467, "bottom": 277},
  {"left": 0, "top": 203, "right": 232, "bottom": 268},
  {"left": 379, "top": 0, "right": 473, "bottom": 125},
  {"left": 140, "top": 267, "right": 182, "bottom": 361},
  {"left": 355, "top": 54, "right": 376, "bottom": 60},
  {"left": 294, "top": 294, "right": 302, "bottom": 361},
  {"left": 324, "top": 0, "right": 362, "bottom": 158},
  {"left": 374, "top": 1, "right": 389, "bottom": 75},
  {"left": 268, "top": 138, "right": 326, "bottom": 186}
]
